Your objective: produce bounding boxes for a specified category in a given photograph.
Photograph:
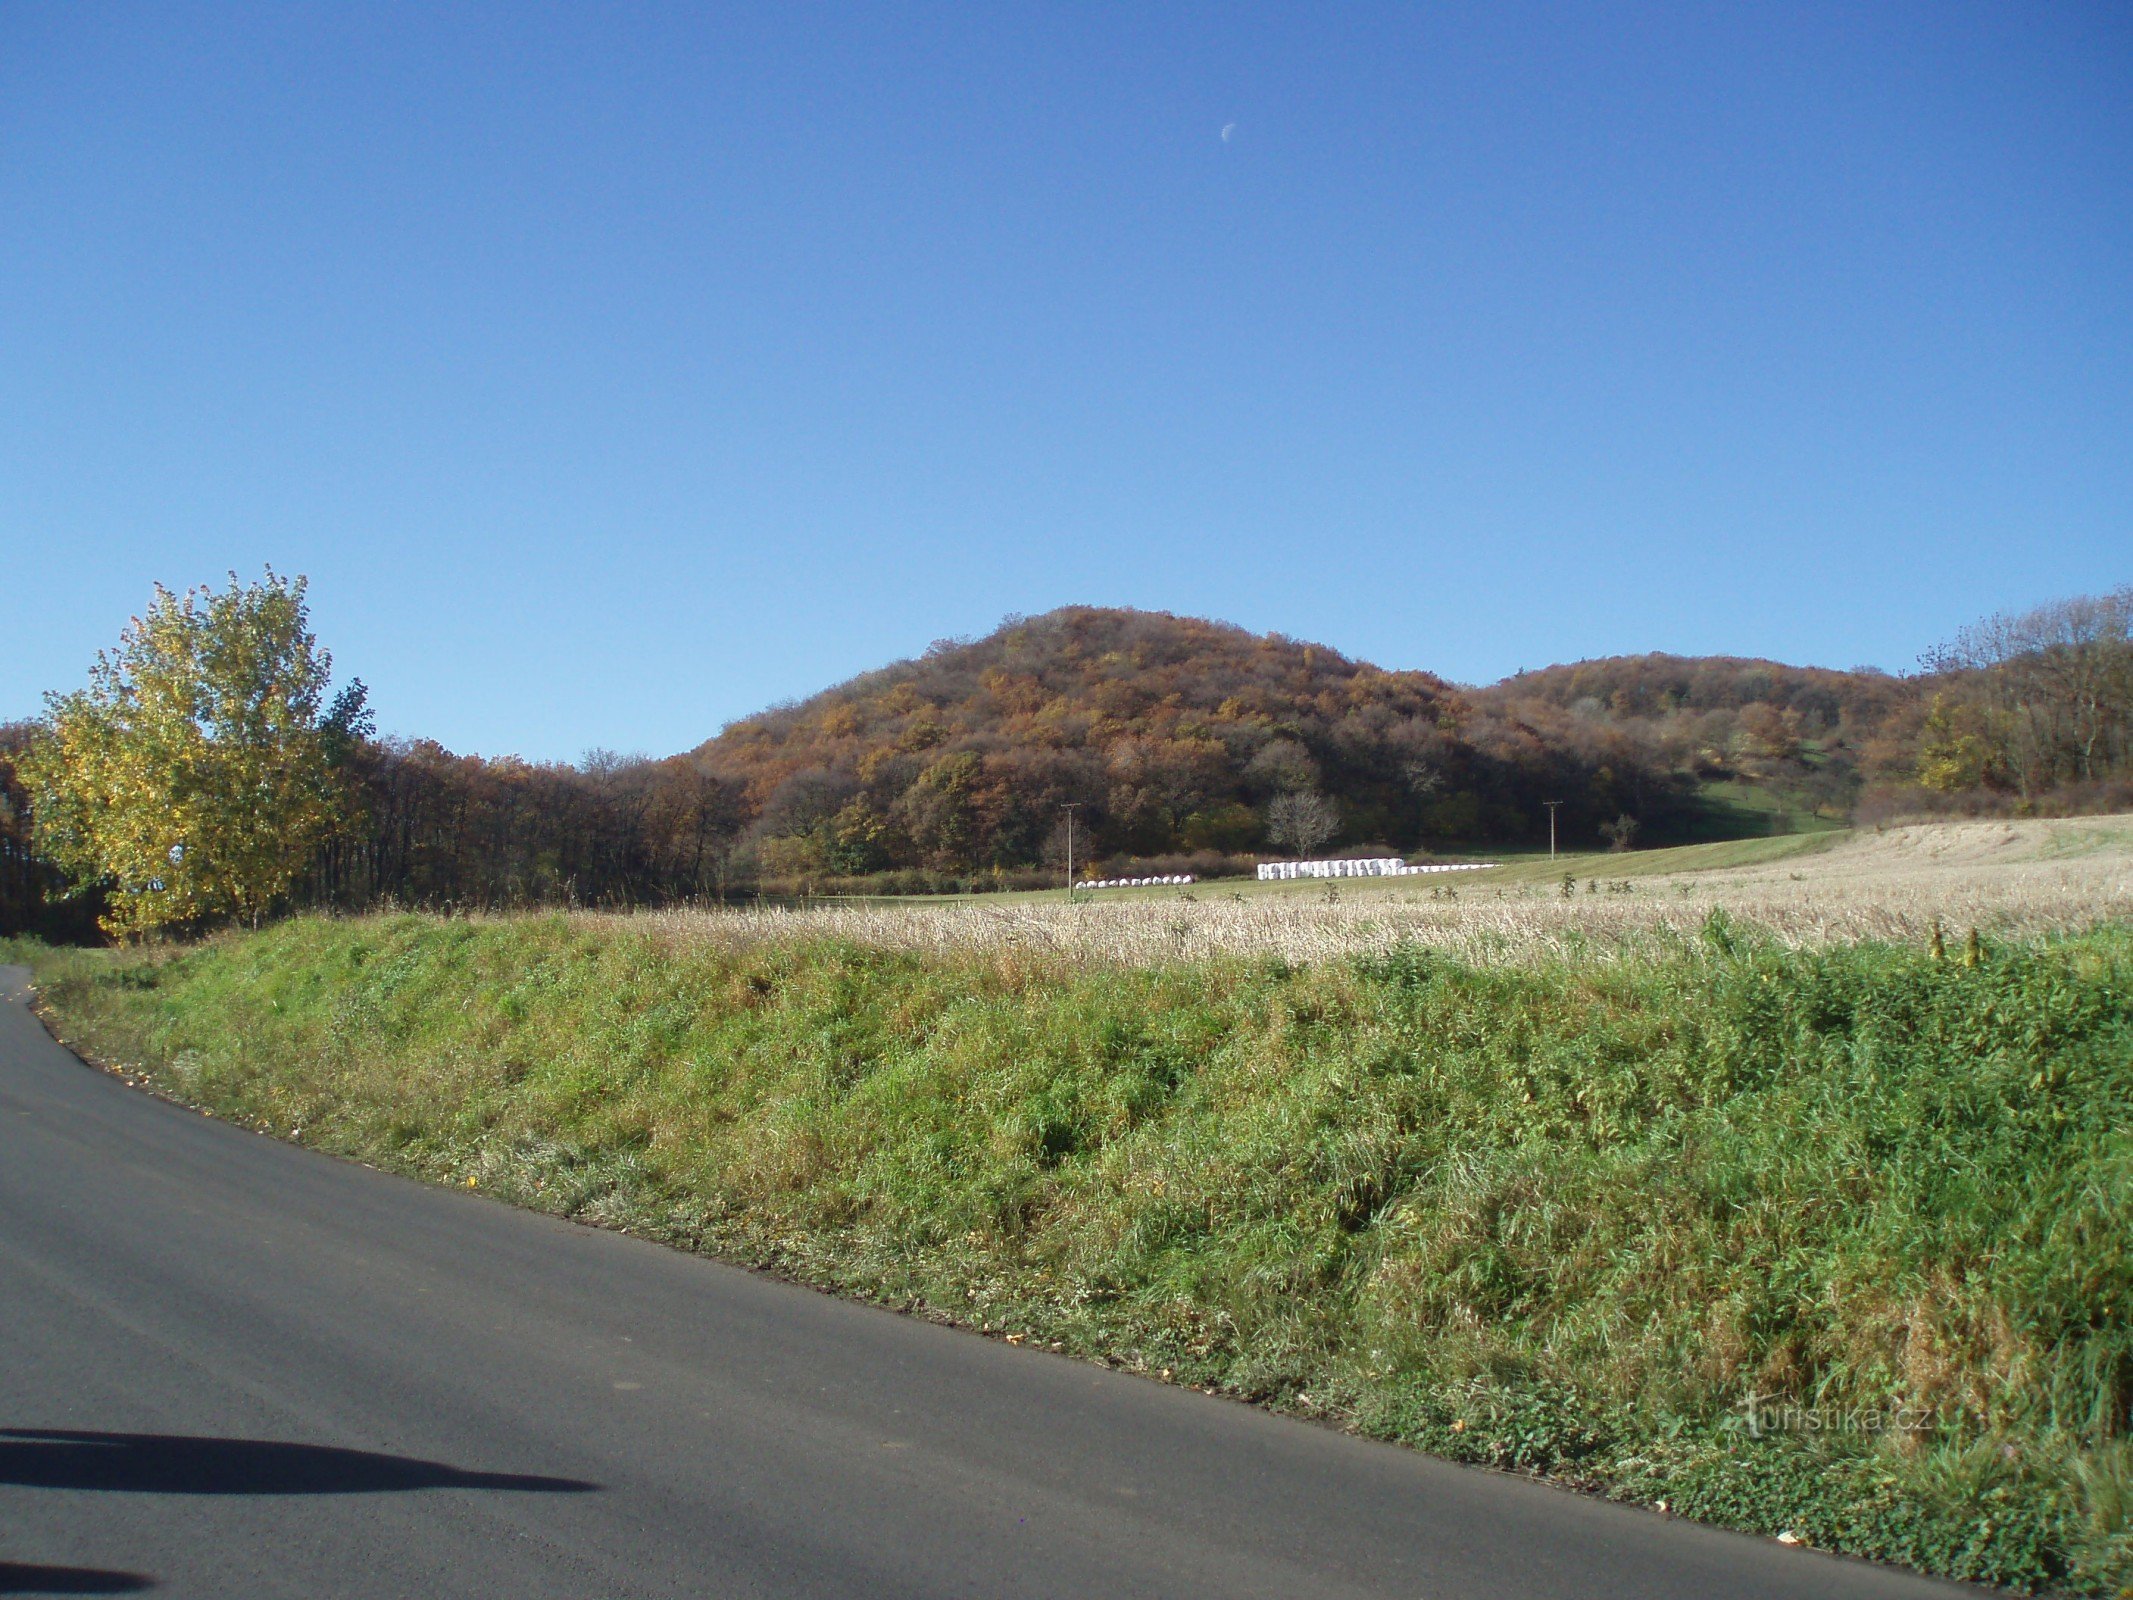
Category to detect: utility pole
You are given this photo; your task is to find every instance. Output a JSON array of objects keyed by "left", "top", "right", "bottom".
[
  {"left": 1543, "top": 801, "right": 1563, "bottom": 861},
  {"left": 1060, "top": 803, "right": 1081, "bottom": 902}
]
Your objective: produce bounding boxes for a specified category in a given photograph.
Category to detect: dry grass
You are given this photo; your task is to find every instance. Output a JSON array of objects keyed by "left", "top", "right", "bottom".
[{"left": 604, "top": 816, "right": 2133, "bottom": 968}]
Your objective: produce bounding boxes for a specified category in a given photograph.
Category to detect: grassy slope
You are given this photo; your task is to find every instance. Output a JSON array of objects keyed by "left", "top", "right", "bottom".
[
  {"left": 1689, "top": 778, "right": 1853, "bottom": 841},
  {"left": 15, "top": 916, "right": 2133, "bottom": 1594},
  {"left": 1463, "top": 830, "right": 1847, "bottom": 886}
]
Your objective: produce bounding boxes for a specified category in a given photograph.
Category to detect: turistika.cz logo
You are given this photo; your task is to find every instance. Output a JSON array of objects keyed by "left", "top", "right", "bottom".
[{"left": 1732, "top": 1391, "right": 1938, "bottom": 1439}]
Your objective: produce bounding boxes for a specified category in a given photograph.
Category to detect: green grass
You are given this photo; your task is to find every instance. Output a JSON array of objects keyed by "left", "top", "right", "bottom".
[
  {"left": 1462, "top": 830, "right": 1847, "bottom": 887},
  {"left": 1689, "top": 778, "right": 1853, "bottom": 841},
  {"left": 15, "top": 915, "right": 2133, "bottom": 1594}
]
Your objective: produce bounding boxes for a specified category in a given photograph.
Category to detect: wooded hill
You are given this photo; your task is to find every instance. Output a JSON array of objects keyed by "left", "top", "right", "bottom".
[
  {"left": 1467, "top": 652, "right": 1907, "bottom": 840},
  {"left": 688, "top": 607, "right": 1692, "bottom": 883},
  {"left": 5, "top": 587, "right": 2128, "bottom": 927},
  {"left": 687, "top": 591, "right": 2132, "bottom": 888}
]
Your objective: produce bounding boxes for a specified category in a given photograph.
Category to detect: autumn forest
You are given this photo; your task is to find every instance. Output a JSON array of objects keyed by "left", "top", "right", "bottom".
[{"left": 4, "top": 589, "right": 2130, "bottom": 935}]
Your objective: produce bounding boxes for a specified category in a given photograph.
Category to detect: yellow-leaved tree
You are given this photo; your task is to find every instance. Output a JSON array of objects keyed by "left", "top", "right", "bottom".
[{"left": 23, "top": 571, "right": 363, "bottom": 936}]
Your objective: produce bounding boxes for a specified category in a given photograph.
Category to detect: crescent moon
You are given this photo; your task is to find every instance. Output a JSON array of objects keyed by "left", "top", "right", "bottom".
[{"left": 1221, "top": 123, "right": 1236, "bottom": 142}]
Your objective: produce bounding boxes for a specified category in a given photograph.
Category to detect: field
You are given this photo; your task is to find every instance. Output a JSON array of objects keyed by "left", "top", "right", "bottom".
[
  {"left": 682, "top": 816, "right": 2133, "bottom": 967},
  {"left": 8, "top": 816, "right": 2132, "bottom": 1594}
]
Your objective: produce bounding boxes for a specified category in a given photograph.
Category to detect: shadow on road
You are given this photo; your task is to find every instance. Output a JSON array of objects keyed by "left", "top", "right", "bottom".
[
  {"left": 0, "top": 1563, "right": 155, "bottom": 1595},
  {"left": 0, "top": 1429, "right": 597, "bottom": 1496}
]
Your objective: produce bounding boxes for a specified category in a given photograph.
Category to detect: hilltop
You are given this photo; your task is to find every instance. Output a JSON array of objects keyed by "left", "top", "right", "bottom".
[
  {"left": 689, "top": 606, "right": 1686, "bottom": 877},
  {"left": 1468, "top": 651, "right": 1909, "bottom": 738}
]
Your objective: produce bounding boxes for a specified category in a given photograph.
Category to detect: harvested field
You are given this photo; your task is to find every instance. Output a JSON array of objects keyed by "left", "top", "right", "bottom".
[{"left": 606, "top": 816, "right": 2133, "bottom": 967}]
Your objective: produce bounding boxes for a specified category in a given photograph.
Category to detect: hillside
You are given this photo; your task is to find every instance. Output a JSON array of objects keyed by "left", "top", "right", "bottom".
[
  {"left": 9, "top": 590, "right": 2123, "bottom": 926},
  {"left": 690, "top": 607, "right": 1687, "bottom": 877},
  {"left": 1467, "top": 651, "right": 1920, "bottom": 838},
  {"left": 1469, "top": 587, "right": 2133, "bottom": 836}
]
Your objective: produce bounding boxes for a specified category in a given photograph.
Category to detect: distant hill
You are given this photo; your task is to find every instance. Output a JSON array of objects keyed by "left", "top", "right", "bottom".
[
  {"left": 1466, "top": 652, "right": 1925, "bottom": 839},
  {"left": 1469, "top": 652, "right": 1907, "bottom": 723},
  {"left": 691, "top": 607, "right": 1690, "bottom": 875}
]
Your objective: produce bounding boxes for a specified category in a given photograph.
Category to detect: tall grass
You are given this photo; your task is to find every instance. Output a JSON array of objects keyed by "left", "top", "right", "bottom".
[{"left": 20, "top": 913, "right": 2133, "bottom": 1593}]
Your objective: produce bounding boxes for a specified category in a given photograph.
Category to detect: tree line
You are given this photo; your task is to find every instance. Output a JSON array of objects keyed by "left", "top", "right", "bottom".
[
  {"left": 1470, "top": 586, "right": 2133, "bottom": 829},
  {"left": 3, "top": 578, "right": 2128, "bottom": 938}
]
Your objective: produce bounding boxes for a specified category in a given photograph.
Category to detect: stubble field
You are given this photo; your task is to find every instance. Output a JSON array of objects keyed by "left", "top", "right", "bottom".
[{"left": 612, "top": 815, "right": 2133, "bottom": 968}]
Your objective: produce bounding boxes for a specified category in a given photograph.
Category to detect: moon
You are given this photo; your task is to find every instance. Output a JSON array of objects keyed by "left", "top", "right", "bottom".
[{"left": 1220, "top": 123, "right": 1236, "bottom": 142}]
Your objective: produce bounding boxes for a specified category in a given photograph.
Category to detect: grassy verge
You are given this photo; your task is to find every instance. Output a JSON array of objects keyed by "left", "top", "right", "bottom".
[{"left": 14, "top": 915, "right": 2133, "bottom": 1593}]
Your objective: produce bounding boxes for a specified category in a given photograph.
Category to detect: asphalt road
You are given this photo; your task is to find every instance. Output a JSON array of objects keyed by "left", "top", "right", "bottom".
[{"left": 0, "top": 964, "right": 1976, "bottom": 1600}]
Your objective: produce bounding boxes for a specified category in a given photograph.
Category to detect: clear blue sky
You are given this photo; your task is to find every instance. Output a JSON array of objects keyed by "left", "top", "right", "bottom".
[{"left": 4, "top": 3, "right": 2127, "bottom": 761}]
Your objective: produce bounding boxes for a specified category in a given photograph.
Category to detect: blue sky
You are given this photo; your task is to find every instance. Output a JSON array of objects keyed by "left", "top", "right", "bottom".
[{"left": 4, "top": 2, "right": 2127, "bottom": 761}]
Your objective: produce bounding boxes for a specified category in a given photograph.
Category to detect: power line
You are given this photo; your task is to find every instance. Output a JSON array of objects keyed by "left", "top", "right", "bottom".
[{"left": 1059, "top": 803, "right": 1082, "bottom": 901}]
